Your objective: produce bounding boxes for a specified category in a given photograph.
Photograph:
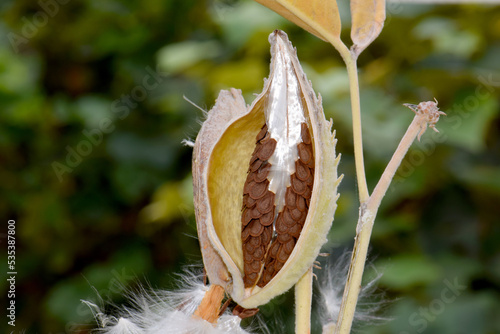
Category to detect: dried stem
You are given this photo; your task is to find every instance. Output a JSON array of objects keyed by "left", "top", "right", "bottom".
[
  {"left": 295, "top": 267, "right": 313, "bottom": 334},
  {"left": 335, "top": 103, "right": 444, "bottom": 333},
  {"left": 367, "top": 116, "right": 420, "bottom": 213},
  {"left": 193, "top": 284, "right": 225, "bottom": 323}
]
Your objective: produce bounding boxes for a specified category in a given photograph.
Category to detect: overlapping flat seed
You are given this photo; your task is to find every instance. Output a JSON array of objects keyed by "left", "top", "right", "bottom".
[
  {"left": 242, "top": 124, "right": 278, "bottom": 288},
  {"left": 257, "top": 122, "right": 314, "bottom": 288}
]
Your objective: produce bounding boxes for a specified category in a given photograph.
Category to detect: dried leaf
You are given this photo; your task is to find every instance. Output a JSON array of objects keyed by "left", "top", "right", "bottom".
[
  {"left": 254, "top": 0, "right": 341, "bottom": 42},
  {"left": 350, "top": 0, "right": 386, "bottom": 56}
]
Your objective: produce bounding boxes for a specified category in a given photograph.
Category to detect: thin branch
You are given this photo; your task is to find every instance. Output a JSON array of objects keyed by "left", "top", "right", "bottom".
[
  {"left": 344, "top": 53, "right": 370, "bottom": 204},
  {"left": 326, "top": 40, "right": 370, "bottom": 205},
  {"left": 368, "top": 100, "right": 446, "bottom": 213},
  {"left": 335, "top": 100, "right": 445, "bottom": 333}
]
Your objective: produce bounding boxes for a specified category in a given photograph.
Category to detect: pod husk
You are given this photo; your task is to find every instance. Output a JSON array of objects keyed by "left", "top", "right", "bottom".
[{"left": 193, "top": 31, "right": 340, "bottom": 308}]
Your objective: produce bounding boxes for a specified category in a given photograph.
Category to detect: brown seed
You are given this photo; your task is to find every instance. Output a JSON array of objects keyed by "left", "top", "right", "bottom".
[
  {"left": 277, "top": 245, "right": 289, "bottom": 263},
  {"left": 282, "top": 208, "right": 295, "bottom": 227},
  {"left": 254, "top": 246, "right": 265, "bottom": 260},
  {"left": 290, "top": 207, "right": 303, "bottom": 221},
  {"left": 284, "top": 238, "right": 295, "bottom": 254},
  {"left": 261, "top": 226, "right": 272, "bottom": 245},
  {"left": 244, "top": 180, "right": 255, "bottom": 194},
  {"left": 269, "top": 241, "right": 280, "bottom": 257},
  {"left": 242, "top": 208, "right": 253, "bottom": 226},
  {"left": 260, "top": 208, "right": 275, "bottom": 226},
  {"left": 250, "top": 158, "right": 263, "bottom": 172},
  {"left": 301, "top": 123, "right": 311, "bottom": 145},
  {"left": 247, "top": 272, "right": 258, "bottom": 281},
  {"left": 295, "top": 161, "right": 310, "bottom": 181},
  {"left": 288, "top": 223, "right": 302, "bottom": 238},
  {"left": 249, "top": 235, "right": 260, "bottom": 247},
  {"left": 257, "top": 191, "right": 274, "bottom": 214},
  {"left": 298, "top": 143, "right": 312, "bottom": 163},
  {"left": 249, "top": 220, "right": 264, "bottom": 237},
  {"left": 306, "top": 155, "right": 315, "bottom": 169},
  {"left": 244, "top": 276, "right": 253, "bottom": 286},
  {"left": 244, "top": 250, "right": 253, "bottom": 263},
  {"left": 257, "top": 138, "right": 277, "bottom": 161},
  {"left": 305, "top": 171, "right": 314, "bottom": 185},
  {"left": 250, "top": 259, "right": 261, "bottom": 272},
  {"left": 256, "top": 124, "right": 268, "bottom": 141},
  {"left": 250, "top": 152, "right": 261, "bottom": 165},
  {"left": 275, "top": 260, "right": 285, "bottom": 271},
  {"left": 277, "top": 233, "right": 292, "bottom": 243},
  {"left": 261, "top": 270, "right": 273, "bottom": 286},
  {"left": 303, "top": 185, "right": 312, "bottom": 199},
  {"left": 249, "top": 179, "right": 269, "bottom": 199},
  {"left": 291, "top": 175, "right": 307, "bottom": 195},
  {"left": 296, "top": 195, "right": 306, "bottom": 212},
  {"left": 245, "top": 172, "right": 254, "bottom": 185},
  {"left": 245, "top": 241, "right": 254, "bottom": 252},
  {"left": 266, "top": 260, "right": 276, "bottom": 272},
  {"left": 244, "top": 194, "right": 257, "bottom": 208},
  {"left": 285, "top": 187, "right": 296, "bottom": 208},
  {"left": 297, "top": 214, "right": 306, "bottom": 226},
  {"left": 242, "top": 225, "right": 251, "bottom": 241},
  {"left": 233, "top": 305, "right": 260, "bottom": 319},
  {"left": 275, "top": 214, "right": 288, "bottom": 233},
  {"left": 250, "top": 206, "right": 262, "bottom": 219},
  {"left": 262, "top": 131, "right": 272, "bottom": 142},
  {"left": 254, "top": 163, "right": 271, "bottom": 182},
  {"left": 252, "top": 141, "right": 262, "bottom": 157}
]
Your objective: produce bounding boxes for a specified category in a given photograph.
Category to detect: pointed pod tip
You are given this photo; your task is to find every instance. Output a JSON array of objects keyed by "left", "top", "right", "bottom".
[{"left": 270, "top": 29, "right": 286, "bottom": 43}]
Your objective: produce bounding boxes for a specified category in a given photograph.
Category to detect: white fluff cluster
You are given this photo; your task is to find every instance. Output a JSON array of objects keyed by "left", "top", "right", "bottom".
[
  {"left": 83, "top": 269, "right": 252, "bottom": 334},
  {"left": 317, "top": 251, "right": 388, "bottom": 332}
]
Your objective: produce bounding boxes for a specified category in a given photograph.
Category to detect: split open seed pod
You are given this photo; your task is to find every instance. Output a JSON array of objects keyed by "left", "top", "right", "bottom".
[{"left": 193, "top": 30, "right": 341, "bottom": 309}]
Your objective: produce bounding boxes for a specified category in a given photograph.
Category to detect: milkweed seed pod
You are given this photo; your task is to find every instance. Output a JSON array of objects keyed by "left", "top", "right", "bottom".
[{"left": 193, "top": 30, "right": 341, "bottom": 309}]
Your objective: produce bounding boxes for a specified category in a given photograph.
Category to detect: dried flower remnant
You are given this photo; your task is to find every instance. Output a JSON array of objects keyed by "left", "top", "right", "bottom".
[
  {"left": 193, "top": 30, "right": 340, "bottom": 309},
  {"left": 404, "top": 99, "right": 446, "bottom": 140}
]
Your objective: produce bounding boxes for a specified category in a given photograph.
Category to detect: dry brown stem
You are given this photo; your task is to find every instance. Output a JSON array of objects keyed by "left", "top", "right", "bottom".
[{"left": 193, "top": 284, "right": 225, "bottom": 324}]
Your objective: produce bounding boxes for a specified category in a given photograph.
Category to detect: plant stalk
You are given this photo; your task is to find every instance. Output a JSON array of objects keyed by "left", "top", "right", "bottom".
[
  {"left": 295, "top": 267, "right": 313, "bottom": 334},
  {"left": 331, "top": 45, "right": 370, "bottom": 204},
  {"left": 367, "top": 115, "right": 422, "bottom": 213},
  {"left": 344, "top": 54, "right": 369, "bottom": 204},
  {"left": 334, "top": 209, "right": 374, "bottom": 334},
  {"left": 335, "top": 113, "right": 426, "bottom": 333}
]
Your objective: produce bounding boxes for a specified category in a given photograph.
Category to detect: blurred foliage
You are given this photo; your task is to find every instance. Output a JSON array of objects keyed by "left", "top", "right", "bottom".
[{"left": 0, "top": 0, "right": 499, "bottom": 333}]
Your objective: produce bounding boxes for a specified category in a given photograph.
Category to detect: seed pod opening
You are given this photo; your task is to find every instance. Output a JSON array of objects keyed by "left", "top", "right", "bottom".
[{"left": 193, "top": 30, "right": 341, "bottom": 309}]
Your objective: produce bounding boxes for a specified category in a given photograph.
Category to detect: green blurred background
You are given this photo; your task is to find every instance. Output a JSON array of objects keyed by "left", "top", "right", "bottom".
[{"left": 0, "top": 0, "right": 499, "bottom": 333}]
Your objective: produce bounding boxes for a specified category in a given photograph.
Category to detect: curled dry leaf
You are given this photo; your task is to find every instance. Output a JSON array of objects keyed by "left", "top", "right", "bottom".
[
  {"left": 254, "top": 0, "right": 341, "bottom": 42},
  {"left": 193, "top": 30, "right": 341, "bottom": 309},
  {"left": 350, "top": 0, "right": 386, "bottom": 56}
]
